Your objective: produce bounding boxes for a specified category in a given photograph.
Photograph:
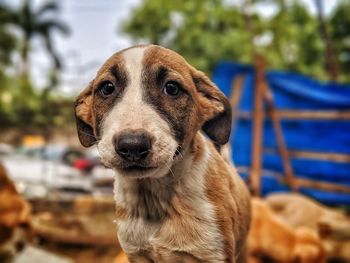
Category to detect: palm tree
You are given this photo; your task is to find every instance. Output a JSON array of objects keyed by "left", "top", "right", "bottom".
[{"left": 0, "top": 0, "right": 69, "bottom": 78}]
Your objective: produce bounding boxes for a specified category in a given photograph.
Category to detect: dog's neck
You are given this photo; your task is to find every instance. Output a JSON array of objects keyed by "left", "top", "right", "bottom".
[{"left": 113, "top": 133, "right": 210, "bottom": 222}]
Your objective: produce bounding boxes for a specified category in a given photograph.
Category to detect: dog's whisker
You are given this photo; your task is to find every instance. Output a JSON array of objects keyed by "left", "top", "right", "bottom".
[
  {"left": 165, "top": 163, "right": 175, "bottom": 178},
  {"left": 175, "top": 146, "right": 184, "bottom": 160},
  {"left": 177, "top": 150, "right": 184, "bottom": 159}
]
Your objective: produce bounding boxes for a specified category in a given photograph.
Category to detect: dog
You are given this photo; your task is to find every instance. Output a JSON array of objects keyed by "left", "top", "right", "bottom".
[
  {"left": 247, "top": 198, "right": 326, "bottom": 263},
  {"left": 0, "top": 163, "right": 32, "bottom": 263},
  {"left": 74, "top": 45, "right": 251, "bottom": 262},
  {"left": 265, "top": 193, "right": 348, "bottom": 230},
  {"left": 266, "top": 193, "right": 350, "bottom": 262}
]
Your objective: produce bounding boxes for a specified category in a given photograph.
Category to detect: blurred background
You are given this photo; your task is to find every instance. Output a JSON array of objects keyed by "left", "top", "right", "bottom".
[{"left": 0, "top": 0, "right": 349, "bottom": 263}]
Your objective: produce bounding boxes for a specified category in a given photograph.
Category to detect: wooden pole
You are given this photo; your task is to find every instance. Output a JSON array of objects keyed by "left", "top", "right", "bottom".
[
  {"left": 237, "top": 110, "right": 350, "bottom": 120},
  {"left": 264, "top": 87, "right": 298, "bottom": 191},
  {"left": 250, "top": 55, "right": 265, "bottom": 196},
  {"left": 237, "top": 166, "right": 350, "bottom": 194},
  {"left": 230, "top": 74, "right": 245, "bottom": 130},
  {"left": 297, "top": 178, "right": 350, "bottom": 194},
  {"left": 230, "top": 75, "right": 245, "bottom": 113}
]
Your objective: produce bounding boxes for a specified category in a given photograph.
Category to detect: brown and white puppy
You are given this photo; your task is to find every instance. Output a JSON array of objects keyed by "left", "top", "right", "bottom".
[
  {"left": 0, "top": 164, "right": 31, "bottom": 263},
  {"left": 75, "top": 45, "right": 251, "bottom": 262}
]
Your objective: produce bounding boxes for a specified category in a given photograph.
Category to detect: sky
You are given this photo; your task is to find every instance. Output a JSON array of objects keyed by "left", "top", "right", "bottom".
[{"left": 4, "top": 0, "right": 338, "bottom": 96}]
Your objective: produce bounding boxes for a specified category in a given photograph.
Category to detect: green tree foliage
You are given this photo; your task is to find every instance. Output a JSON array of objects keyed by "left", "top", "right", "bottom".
[
  {"left": 329, "top": 0, "right": 350, "bottom": 83},
  {"left": 0, "top": 0, "right": 69, "bottom": 76},
  {"left": 266, "top": 1, "right": 324, "bottom": 77},
  {"left": 123, "top": 0, "right": 258, "bottom": 73},
  {"left": 0, "top": 0, "right": 72, "bottom": 130},
  {"left": 122, "top": 0, "right": 348, "bottom": 82},
  {"left": 0, "top": 26, "right": 16, "bottom": 69}
]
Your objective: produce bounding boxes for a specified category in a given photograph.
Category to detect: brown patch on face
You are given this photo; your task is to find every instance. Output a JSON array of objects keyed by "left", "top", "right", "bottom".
[
  {"left": 142, "top": 47, "right": 199, "bottom": 151},
  {"left": 75, "top": 52, "right": 129, "bottom": 147},
  {"left": 141, "top": 45, "right": 232, "bottom": 154}
]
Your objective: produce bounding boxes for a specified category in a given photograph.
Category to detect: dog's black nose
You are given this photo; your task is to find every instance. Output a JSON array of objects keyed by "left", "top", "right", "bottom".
[
  {"left": 16, "top": 241, "right": 26, "bottom": 252},
  {"left": 115, "top": 131, "right": 151, "bottom": 161}
]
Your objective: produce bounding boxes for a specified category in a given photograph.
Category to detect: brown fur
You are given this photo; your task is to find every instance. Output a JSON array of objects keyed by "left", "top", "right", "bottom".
[
  {"left": 248, "top": 198, "right": 326, "bottom": 263},
  {"left": 0, "top": 163, "right": 32, "bottom": 260},
  {"left": 142, "top": 46, "right": 232, "bottom": 146},
  {"left": 114, "top": 251, "right": 130, "bottom": 263},
  {"left": 265, "top": 193, "right": 347, "bottom": 230},
  {"left": 266, "top": 193, "right": 350, "bottom": 262},
  {"left": 75, "top": 52, "right": 129, "bottom": 146},
  {"left": 205, "top": 142, "right": 251, "bottom": 262}
]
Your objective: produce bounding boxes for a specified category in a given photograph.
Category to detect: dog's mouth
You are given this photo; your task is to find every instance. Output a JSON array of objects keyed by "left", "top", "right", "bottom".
[
  {"left": 116, "top": 161, "right": 158, "bottom": 174},
  {"left": 112, "top": 157, "right": 176, "bottom": 179},
  {"left": 122, "top": 164, "right": 157, "bottom": 172}
]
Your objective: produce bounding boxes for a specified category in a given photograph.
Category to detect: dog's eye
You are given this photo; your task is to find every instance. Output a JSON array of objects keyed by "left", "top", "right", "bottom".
[
  {"left": 163, "top": 81, "right": 182, "bottom": 97},
  {"left": 99, "top": 81, "right": 115, "bottom": 97}
]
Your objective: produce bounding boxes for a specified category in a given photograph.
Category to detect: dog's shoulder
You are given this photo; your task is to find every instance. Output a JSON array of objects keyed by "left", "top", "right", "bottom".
[{"left": 194, "top": 134, "right": 252, "bottom": 259}]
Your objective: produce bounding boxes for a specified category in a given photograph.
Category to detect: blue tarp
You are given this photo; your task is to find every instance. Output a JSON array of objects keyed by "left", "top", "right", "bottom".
[{"left": 212, "top": 62, "right": 350, "bottom": 206}]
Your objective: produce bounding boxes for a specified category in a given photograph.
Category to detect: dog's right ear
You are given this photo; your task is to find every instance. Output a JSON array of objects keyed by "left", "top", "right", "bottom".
[
  {"left": 191, "top": 69, "right": 232, "bottom": 145},
  {"left": 74, "top": 85, "right": 96, "bottom": 147}
]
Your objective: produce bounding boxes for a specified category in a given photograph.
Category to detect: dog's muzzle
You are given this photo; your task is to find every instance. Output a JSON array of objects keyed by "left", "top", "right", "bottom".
[{"left": 113, "top": 129, "right": 155, "bottom": 171}]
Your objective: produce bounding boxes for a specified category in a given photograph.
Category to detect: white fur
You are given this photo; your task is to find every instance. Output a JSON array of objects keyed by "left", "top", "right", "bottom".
[{"left": 116, "top": 136, "right": 225, "bottom": 262}]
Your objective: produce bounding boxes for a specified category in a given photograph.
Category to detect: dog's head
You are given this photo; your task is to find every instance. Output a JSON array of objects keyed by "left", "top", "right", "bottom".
[{"left": 75, "top": 45, "right": 231, "bottom": 178}]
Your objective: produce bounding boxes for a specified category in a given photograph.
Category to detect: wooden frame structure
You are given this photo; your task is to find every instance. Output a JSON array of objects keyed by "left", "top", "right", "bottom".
[{"left": 229, "top": 55, "right": 350, "bottom": 196}]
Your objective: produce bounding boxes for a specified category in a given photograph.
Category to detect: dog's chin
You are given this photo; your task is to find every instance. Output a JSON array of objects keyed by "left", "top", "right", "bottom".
[{"left": 114, "top": 162, "right": 173, "bottom": 179}]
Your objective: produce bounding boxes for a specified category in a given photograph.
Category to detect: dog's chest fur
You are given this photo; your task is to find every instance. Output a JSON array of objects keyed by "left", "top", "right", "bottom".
[{"left": 114, "top": 138, "right": 226, "bottom": 262}]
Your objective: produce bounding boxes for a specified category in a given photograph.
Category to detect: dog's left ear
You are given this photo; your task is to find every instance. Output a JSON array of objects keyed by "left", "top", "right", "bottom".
[
  {"left": 192, "top": 69, "right": 232, "bottom": 145},
  {"left": 74, "top": 84, "right": 96, "bottom": 147}
]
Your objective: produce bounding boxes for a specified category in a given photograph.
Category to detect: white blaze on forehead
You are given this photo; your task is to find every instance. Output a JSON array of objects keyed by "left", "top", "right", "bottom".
[
  {"left": 123, "top": 47, "right": 146, "bottom": 92},
  {"left": 103, "top": 46, "right": 147, "bottom": 132}
]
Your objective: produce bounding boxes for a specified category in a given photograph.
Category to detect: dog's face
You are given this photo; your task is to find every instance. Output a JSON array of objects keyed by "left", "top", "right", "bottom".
[{"left": 75, "top": 45, "right": 231, "bottom": 178}]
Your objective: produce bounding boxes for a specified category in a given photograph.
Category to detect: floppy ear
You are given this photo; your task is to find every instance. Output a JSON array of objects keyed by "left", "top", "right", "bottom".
[
  {"left": 192, "top": 70, "right": 232, "bottom": 145},
  {"left": 74, "top": 85, "right": 96, "bottom": 147}
]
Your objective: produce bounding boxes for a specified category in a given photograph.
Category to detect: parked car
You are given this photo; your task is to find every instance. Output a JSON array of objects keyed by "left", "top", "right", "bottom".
[
  {"left": 1, "top": 144, "right": 94, "bottom": 195},
  {"left": 0, "top": 143, "right": 14, "bottom": 156}
]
